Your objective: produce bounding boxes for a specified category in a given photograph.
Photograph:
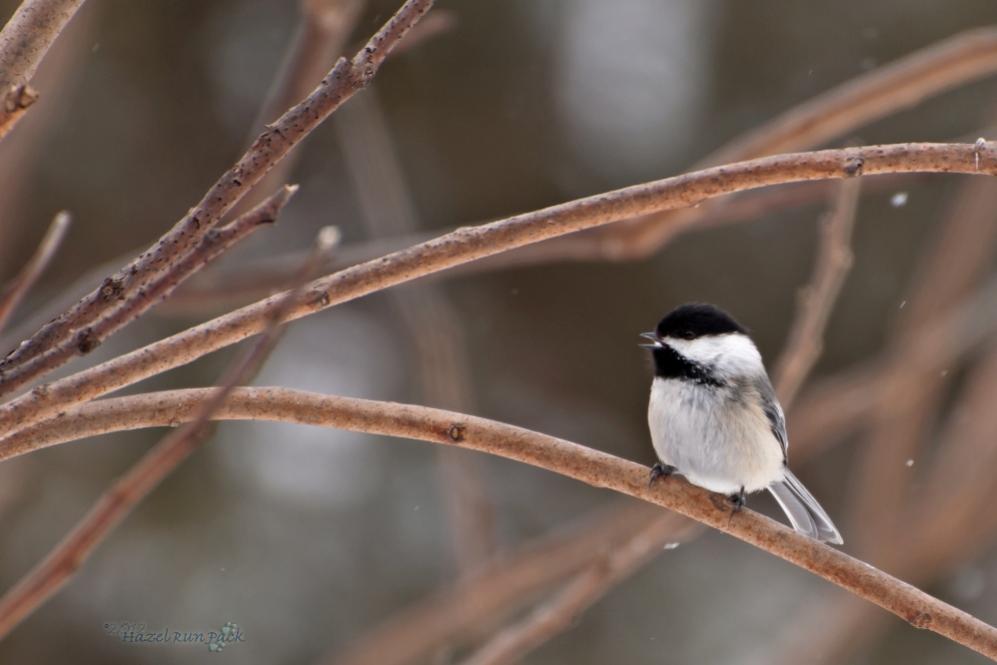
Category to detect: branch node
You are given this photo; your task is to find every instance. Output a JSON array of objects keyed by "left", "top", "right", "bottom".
[
  {"left": 74, "top": 328, "right": 96, "bottom": 354},
  {"left": 447, "top": 422, "right": 466, "bottom": 442},
  {"left": 99, "top": 277, "right": 124, "bottom": 301},
  {"left": 843, "top": 157, "right": 865, "bottom": 176},
  {"left": 3, "top": 84, "right": 38, "bottom": 112}
]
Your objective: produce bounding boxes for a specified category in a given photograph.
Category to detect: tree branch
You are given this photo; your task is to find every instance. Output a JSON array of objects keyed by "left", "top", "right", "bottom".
[
  {"left": 0, "top": 230, "right": 337, "bottom": 638},
  {"left": 0, "top": 210, "right": 70, "bottom": 334},
  {"left": 232, "top": 0, "right": 365, "bottom": 217},
  {"left": 0, "top": 0, "right": 86, "bottom": 139},
  {"left": 0, "top": 0, "right": 434, "bottom": 392},
  {"left": 580, "top": 26, "right": 997, "bottom": 261},
  {"left": 457, "top": 515, "right": 696, "bottom": 665},
  {"left": 0, "top": 142, "right": 991, "bottom": 443},
  {"left": 0, "top": 185, "right": 297, "bottom": 392},
  {"left": 774, "top": 178, "right": 860, "bottom": 407},
  {"left": 326, "top": 503, "right": 659, "bottom": 665},
  {"left": 1, "top": 387, "right": 996, "bottom": 658}
]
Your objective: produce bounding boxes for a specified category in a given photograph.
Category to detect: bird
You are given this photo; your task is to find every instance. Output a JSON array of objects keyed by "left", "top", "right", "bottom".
[{"left": 641, "top": 302, "right": 843, "bottom": 544}]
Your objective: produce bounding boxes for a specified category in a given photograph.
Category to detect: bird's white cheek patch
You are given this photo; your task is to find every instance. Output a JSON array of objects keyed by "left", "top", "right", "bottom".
[{"left": 664, "top": 334, "right": 763, "bottom": 375}]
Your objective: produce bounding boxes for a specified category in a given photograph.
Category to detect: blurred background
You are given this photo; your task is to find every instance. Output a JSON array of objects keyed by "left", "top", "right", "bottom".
[{"left": 0, "top": 0, "right": 996, "bottom": 663}]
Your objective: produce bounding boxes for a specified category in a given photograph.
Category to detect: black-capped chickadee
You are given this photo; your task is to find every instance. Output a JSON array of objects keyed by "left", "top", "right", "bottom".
[{"left": 641, "top": 303, "right": 843, "bottom": 544}]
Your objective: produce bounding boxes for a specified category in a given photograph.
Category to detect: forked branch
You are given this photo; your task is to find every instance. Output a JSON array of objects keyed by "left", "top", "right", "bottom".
[{"left": 0, "top": 0, "right": 434, "bottom": 394}]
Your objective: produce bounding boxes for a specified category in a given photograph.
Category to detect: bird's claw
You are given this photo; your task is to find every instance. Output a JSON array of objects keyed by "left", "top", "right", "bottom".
[{"left": 648, "top": 462, "right": 676, "bottom": 488}]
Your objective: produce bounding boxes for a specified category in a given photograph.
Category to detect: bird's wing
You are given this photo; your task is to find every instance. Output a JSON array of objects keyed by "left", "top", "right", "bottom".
[{"left": 755, "top": 375, "right": 788, "bottom": 461}]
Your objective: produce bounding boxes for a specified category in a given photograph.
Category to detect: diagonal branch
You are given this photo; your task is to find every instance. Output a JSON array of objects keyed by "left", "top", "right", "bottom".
[
  {"left": 578, "top": 27, "right": 997, "bottom": 261},
  {"left": 0, "top": 0, "right": 434, "bottom": 394},
  {"left": 457, "top": 514, "right": 697, "bottom": 665},
  {"left": 0, "top": 142, "right": 990, "bottom": 443},
  {"left": 325, "top": 503, "right": 659, "bottom": 665},
  {"left": 774, "top": 177, "right": 861, "bottom": 407},
  {"left": 0, "top": 387, "right": 995, "bottom": 658},
  {"left": 0, "top": 185, "right": 298, "bottom": 389},
  {"left": 0, "top": 230, "right": 337, "bottom": 639},
  {"left": 0, "top": 210, "right": 70, "bottom": 334},
  {"left": 0, "top": 0, "right": 86, "bottom": 140}
]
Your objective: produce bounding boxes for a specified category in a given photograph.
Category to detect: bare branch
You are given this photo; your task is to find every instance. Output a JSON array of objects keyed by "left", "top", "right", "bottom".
[
  {"left": 0, "top": 0, "right": 86, "bottom": 139},
  {"left": 0, "top": 185, "right": 297, "bottom": 393},
  {"left": 584, "top": 27, "right": 997, "bottom": 261},
  {"left": 774, "top": 178, "right": 861, "bottom": 407},
  {"left": 165, "top": 174, "right": 919, "bottom": 313},
  {"left": 0, "top": 0, "right": 434, "bottom": 390},
  {"left": 327, "top": 503, "right": 657, "bottom": 665},
  {"left": 1, "top": 387, "right": 996, "bottom": 658},
  {"left": 0, "top": 229, "right": 337, "bottom": 638},
  {"left": 458, "top": 515, "right": 696, "bottom": 665},
  {"left": 0, "top": 210, "right": 70, "bottom": 334},
  {"left": 233, "top": 0, "right": 365, "bottom": 217},
  {"left": 0, "top": 142, "right": 990, "bottom": 442}
]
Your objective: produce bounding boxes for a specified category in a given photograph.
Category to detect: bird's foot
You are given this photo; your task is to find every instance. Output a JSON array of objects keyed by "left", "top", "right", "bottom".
[
  {"left": 727, "top": 487, "right": 746, "bottom": 526},
  {"left": 648, "top": 462, "right": 677, "bottom": 488},
  {"left": 727, "top": 487, "right": 747, "bottom": 512}
]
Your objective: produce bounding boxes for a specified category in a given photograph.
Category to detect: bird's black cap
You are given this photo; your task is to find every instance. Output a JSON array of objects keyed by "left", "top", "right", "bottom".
[{"left": 655, "top": 303, "right": 747, "bottom": 340}]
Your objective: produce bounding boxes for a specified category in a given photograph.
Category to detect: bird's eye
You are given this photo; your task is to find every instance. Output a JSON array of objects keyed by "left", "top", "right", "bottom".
[{"left": 681, "top": 331, "right": 695, "bottom": 340}]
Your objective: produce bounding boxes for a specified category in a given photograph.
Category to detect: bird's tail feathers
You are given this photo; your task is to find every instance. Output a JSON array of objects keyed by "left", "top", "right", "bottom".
[{"left": 768, "top": 470, "right": 843, "bottom": 545}]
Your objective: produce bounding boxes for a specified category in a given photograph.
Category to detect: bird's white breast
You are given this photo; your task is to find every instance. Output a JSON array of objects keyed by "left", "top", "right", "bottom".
[{"left": 647, "top": 375, "right": 785, "bottom": 494}]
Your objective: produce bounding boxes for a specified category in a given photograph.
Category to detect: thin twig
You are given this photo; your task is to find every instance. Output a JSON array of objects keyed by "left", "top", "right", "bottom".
[
  {"left": 0, "top": 0, "right": 86, "bottom": 139},
  {"left": 249, "top": 0, "right": 365, "bottom": 140},
  {"left": 326, "top": 503, "right": 657, "bottom": 665},
  {"left": 0, "top": 229, "right": 338, "bottom": 639},
  {"left": 0, "top": 4, "right": 90, "bottom": 271},
  {"left": 0, "top": 211, "right": 70, "bottom": 334},
  {"left": 0, "top": 386, "right": 995, "bottom": 657},
  {"left": 774, "top": 178, "right": 861, "bottom": 407},
  {"left": 582, "top": 26, "right": 997, "bottom": 261},
  {"left": 0, "top": 0, "right": 434, "bottom": 393},
  {"left": 790, "top": 273, "right": 997, "bottom": 458},
  {"left": 382, "top": 7, "right": 454, "bottom": 55},
  {"left": 0, "top": 142, "right": 989, "bottom": 442},
  {"left": 1, "top": 185, "right": 298, "bottom": 391},
  {"left": 232, "top": 0, "right": 365, "bottom": 218},
  {"left": 457, "top": 515, "right": 696, "bottom": 665}
]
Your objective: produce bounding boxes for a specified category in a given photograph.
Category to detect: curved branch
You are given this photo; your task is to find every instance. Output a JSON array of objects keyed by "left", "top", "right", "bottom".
[
  {"left": 0, "top": 142, "right": 991, "bottom": 442},
  {"left": 585, "top": 27, "right": 997, "bottom": 260},
  {"left": 1, "top": 387, "right": 996, "bottom": 658}
]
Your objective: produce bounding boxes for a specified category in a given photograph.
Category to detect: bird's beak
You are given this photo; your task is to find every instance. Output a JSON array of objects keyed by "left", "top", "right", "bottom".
[{"left": 639, "top": 331, "right": 660, "bottom": 348}]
